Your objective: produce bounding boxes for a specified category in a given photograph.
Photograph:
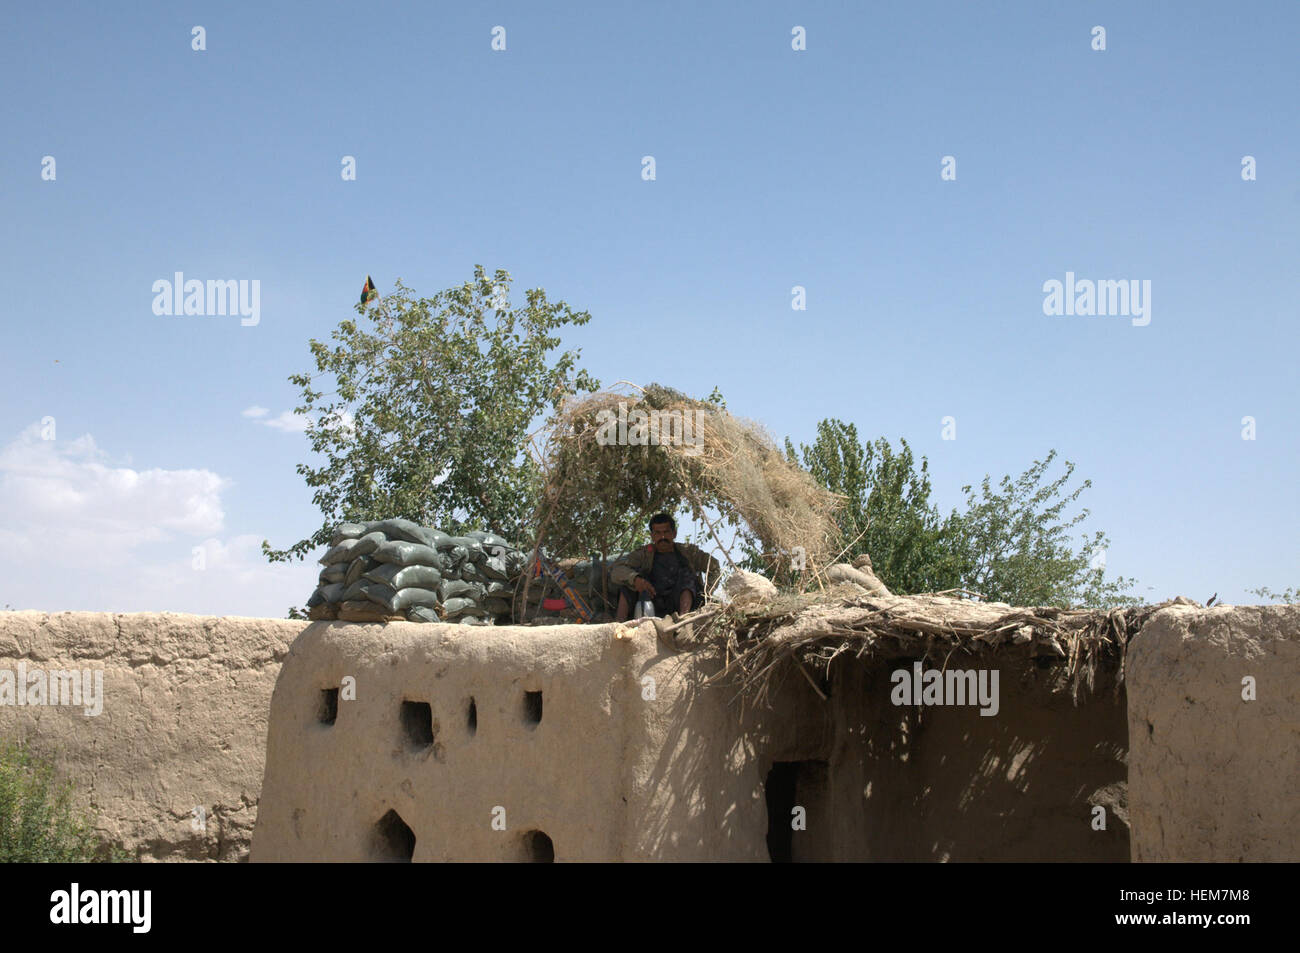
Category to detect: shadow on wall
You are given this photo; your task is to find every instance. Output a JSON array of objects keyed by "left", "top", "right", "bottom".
[
  {"left": 639, "top": 651, "right": 1128, "bottom": 862},
  {"left": 638, "top": 649, "right": 835, "bottom": 861},
  {"left": 823, "top": 658, "right": 1130, "bottom": 862}
]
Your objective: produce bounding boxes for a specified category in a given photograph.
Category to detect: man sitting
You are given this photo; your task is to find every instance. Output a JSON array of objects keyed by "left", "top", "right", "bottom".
[{"left": 611, "top": 513, "right": 721, "bottom": 622}]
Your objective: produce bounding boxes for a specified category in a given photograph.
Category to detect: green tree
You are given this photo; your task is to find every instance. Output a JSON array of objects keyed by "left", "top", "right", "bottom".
[
  {"left": 0, "top": 739, "right": 131, "bottom": 862},
  {"left": 263, "top": 267, "right": 598, "bottom": 565},
  {"left": 785, "top": 421, "right": 957, "bottom": 593},
  {"left": 944, "top": 452, "right": 1140, "bottom": 608},
  {"left": 790, "top": 420, "right": 1140, "bottom": 607}
]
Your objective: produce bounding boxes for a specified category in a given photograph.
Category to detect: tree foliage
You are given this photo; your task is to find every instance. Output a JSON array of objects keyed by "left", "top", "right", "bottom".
[
  {"left": 946, "top": 454, "right": 1140, "bottom": 607},
  {"left": 1248, "top": 586, "right": 1299, "bottom": 604},
  {"left": 263, "top": 267, "right": 598, "bottom": 564},
  {"left": 785, "top": 421, "right": 959, "bottom": 593},
  {"left": 789, "top": 419, "right": 1140, "bottom": 608}
]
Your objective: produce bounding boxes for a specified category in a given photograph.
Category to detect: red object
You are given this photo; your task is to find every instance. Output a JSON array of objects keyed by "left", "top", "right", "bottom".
[{"left": 542, "top": 598, "right": 568, "bottom": 612}]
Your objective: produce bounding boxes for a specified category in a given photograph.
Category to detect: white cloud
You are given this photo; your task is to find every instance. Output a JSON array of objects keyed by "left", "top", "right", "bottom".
[
  {"left": 262, "top": 410, "right": 312, "bottom": 433},
  {"left": 0, "top": 422, "right": 228, "bottom": 553},
  {"left": 130, "top": 534, "right": 320, "bottom": 617},
  {"left": 245, "top": 407, "right": 355, "bottom": 437},
  {"left": 0, "top": 422, "right": 321, "bottom": 616}
]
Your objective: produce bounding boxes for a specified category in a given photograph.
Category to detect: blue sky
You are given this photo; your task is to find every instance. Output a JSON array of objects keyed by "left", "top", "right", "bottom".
[{"left": 2, "top": 1, "right": 1297, "bottom": 615}]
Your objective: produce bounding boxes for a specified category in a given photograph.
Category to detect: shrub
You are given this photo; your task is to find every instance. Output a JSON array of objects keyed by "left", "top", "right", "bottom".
[{"left": 0, "top": 738, "right": 131, "bottom": 862}]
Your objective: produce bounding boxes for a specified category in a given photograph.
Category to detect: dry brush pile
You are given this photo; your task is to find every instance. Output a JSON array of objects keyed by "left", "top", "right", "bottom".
[
  {"left": 532, "top": 383, "right": 842, "bottom": 584},
  {"left": 684, "top": 588, "right": 1196, "bottom": 709}
]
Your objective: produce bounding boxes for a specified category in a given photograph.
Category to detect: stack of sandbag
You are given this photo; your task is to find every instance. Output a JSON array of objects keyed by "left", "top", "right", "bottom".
[{"left": 305, "top": 519, "right": 530, "bottom": 625}]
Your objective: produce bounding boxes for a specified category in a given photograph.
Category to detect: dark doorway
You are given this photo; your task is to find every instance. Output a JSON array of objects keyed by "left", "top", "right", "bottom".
[{"left": 765, "top": 760, "right": 830, "bottom": 862}]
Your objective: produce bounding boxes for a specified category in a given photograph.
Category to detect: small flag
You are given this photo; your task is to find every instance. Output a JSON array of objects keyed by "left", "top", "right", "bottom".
[{"left": 360, "top": 275, "right": 378, "bottom": 306}]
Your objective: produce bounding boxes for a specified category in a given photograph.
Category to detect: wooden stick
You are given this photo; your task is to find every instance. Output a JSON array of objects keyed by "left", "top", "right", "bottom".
[
  {"left": 659, "top": 606, "right": 723, "bottom": 634},
  {"left": 685, "top": 486, "right": 737, "bottom": 572},
  {"left": 794, "top": 656, "right": 829, "bottom": 701}
]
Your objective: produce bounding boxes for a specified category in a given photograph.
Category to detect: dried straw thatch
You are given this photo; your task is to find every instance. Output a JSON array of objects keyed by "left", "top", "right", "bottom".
[
  {"left": 690, "top": 589, "right": 1193, "bottom": 709},
  {"left": 535, "top": 383, "right": 842, "bottom": 571}
]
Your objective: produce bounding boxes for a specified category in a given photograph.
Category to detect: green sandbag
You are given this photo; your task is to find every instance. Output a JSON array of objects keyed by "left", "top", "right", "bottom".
[
  {"left": 316, "top": 582, "right": 346, "bottom": 604},
  {"left": 438, "top": 544, "right": 468, "bottom": 568},
  {"left": 445, "top": 537, "right": 486, "bottom": 564},
  {"left": 397, "top": 565, "right": 442, "bottom": 589},
  {"left": 319, "top": 537, "right": 364, "bottom": 566},
  {"left": 319, "top": 565, "right": 347, "bottom": 586},
  {"left": 340, "top": 579, "right": 380, "bottom": 603},
  {"left": 418, "top": 527, "right": 453, "bottom": 549},
  {"left": 350, "top": 531, "right": 388, "bottom": 558},
  {"left": 307, "top": 587, "right": 326, "bottom": 608},
  {"left": 330, "top": 522, "right": 369, "bottom": 547},
  {"left": 346, "top": 555, "right": 378, "bottom": 587},
  {"left": 364, "top": 561, "right": 403, "bottom": 582},
  {"left": 372, "top": 518, "right": 426, "bottom": 545},
  {"left": 388, "top": 587, "right": 441, "bottom": 612},
  {"left": 480, "top": 556, "right": 510, "bottom": 581},
  {"left": 459, "top": 563, "right": 489, "bottom": 586},
  {"left": 406, "top": 605, "right": 442, "bottom": 624},
  {"left": 466, "top": 530, "right": 513, "bottom": 552},
  {"left": 367, "top": 586, "right": 441, "bottom": 613},
  {"left": 373, "top": 540, "right": 443, "bottom": 567},
  {"left": 484, "top": 581, "right": 511, "bottom": 596},
  {"left": 362, "top": 583, "right": 398, "bottom": 608},
  {"left": 364, "top": 563, "right": 442, "bottom": 590},
  {"left": 439, "top": 579, "right": 484, "bottom": 602},
  {"left": 441, "top": 597, "right": 480, "bottom": 617}
]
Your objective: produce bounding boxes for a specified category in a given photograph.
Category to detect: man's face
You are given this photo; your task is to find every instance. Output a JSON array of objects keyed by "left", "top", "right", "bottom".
[{"left": 650, "top": 521, "right": 676, "bottom": 552}]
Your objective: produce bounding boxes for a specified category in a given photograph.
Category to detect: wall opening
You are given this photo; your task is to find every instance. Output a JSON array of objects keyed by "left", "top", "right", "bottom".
[
  {"left": 521, "top": 829, "right": 554, "bottom": 862},
  {"left": 765, "top": 760, "right": 830, "bottom": 863},
  {"left": 317, "top": 688, "right": 338, "bottom": 725},
  {"left": 400, "top": 700, "right": 435, "bottom": 748},
  {"left": 370, "top": 809, "right": 416, "bottom": 862},
  {"left": 467, "top": 697, "right": 478, "bottom": 736},
  {"left": 523, "top": 691, "right": 543, "bottom": 727}
]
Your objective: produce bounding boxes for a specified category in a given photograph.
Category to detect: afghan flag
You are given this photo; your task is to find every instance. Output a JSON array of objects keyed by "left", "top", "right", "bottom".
[{"left": 359, "top": 275, "right": 378, "bottom": 306}]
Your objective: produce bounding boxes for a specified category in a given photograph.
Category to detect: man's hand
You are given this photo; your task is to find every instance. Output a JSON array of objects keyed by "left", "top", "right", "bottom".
[{"left": 633, "top": 576, "right": 656, "bottom": 596}]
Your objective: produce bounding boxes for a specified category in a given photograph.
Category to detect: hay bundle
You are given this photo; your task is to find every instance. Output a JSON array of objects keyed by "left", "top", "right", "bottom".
[{"left": 535, "top": 383, "right": 842, "bottom": 570}]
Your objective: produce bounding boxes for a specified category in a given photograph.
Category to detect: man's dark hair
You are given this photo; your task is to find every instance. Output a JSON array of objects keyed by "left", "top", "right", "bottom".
[{"left": 649, "top": 513, "right": 676, "bottom": 531}]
